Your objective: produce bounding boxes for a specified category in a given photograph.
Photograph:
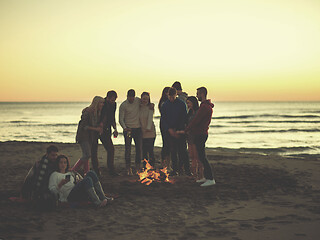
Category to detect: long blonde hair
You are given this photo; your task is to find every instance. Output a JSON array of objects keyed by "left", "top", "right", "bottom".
[{"left": 88, "top": 96, "right": 104, "bottom": 117}]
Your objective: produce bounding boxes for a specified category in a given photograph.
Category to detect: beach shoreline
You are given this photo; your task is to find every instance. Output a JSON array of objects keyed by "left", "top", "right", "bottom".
[{"left": 0, "top": 141, "right": 319, "bottom": 240}]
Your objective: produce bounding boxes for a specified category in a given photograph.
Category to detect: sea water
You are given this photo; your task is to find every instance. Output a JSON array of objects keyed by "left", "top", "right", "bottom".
[{"left": 0, "top": 101, "right": 319, "bottom": 156}]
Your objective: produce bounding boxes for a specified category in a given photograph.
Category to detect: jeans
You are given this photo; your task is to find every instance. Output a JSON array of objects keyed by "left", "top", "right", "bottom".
[
  {"left": 194, "top": 134, "right": 213, "bottom": 180},
  {"left": 142, "top": 138, "right": 155, "bottom": 166},
  {"left": 67, "top": 171, "right": 99, "bottom": 202},
  {"left": 160, "top": 128, "right": 170, "bottom": 160},
  {"left": 168, "top": 132, "right": 190, "bottom": 173},
  {"left": 91, "top": 131, "right": 115, "bottom": 172},
  {"left": 124, "top": 128, "right": 142, "bottom": 167}
]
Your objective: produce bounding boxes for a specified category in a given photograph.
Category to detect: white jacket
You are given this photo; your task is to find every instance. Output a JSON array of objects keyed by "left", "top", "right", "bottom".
[{"left": 48, "top": 171, "right": 75, "bottom": 202}]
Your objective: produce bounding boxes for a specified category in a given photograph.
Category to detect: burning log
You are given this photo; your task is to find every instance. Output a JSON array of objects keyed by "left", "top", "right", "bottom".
[{"left": 138, "top": 159, "right": 171, "bottom": 185}]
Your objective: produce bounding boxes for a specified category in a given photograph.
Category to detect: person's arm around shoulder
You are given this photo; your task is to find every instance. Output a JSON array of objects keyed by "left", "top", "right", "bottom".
[
  {"left": 146, "top": 106, "right": 154, "bottom": 131},
  {"left": 185, "top": 104, "right": 206, "bottom": 132}
]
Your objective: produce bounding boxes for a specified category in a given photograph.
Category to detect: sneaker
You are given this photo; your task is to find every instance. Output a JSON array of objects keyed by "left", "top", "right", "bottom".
[
  {"left": 200, "top": 179, "right": 216, "bottom": 187},
  {"left": 196, "top": 178, "right": 206, "bottom": 183}
]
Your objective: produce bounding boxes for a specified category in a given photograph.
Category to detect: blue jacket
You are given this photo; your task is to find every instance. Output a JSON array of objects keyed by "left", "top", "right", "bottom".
[{"left": 160, "top": 98, "right": 187, "bottom": 131}]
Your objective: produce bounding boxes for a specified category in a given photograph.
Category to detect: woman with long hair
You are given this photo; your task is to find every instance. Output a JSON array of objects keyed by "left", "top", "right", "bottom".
[
  {"left": 72, "top": 96, "right": 104, "bottom": 175},
  {"left": 186, "top": 96, "right": 203, "bottom": 179},
  {"left": 49, "top": 155, "right": 110, "bottom": 207},
  {"left": 140, "top": 92, "right": 156, "bottom": 167},
  {"left": 158, "top": 87, "right": 171, "bottom": 170}
]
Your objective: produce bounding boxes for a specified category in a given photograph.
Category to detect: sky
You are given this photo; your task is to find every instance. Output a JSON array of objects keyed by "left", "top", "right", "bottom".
[{"left": 0, "top": 0, "right": 320, "bottom": 102}]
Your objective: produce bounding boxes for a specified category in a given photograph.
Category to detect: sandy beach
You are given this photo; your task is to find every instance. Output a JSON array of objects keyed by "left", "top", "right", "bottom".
[{"left": 0, "top": 141, "right": 319, "bottom": 240}]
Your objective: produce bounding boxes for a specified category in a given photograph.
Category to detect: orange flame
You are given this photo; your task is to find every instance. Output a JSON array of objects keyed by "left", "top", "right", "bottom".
[{"left": 138, "top": 159, "right": 171, "bottom": 185}]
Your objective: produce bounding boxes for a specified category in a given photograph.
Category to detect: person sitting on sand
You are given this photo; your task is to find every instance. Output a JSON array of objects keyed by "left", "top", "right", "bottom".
[
  {"left": 72, "top": 96, "right": 104, "bottom": 176},
  {"left": 49, "top": 155, "right": 110, "bottom": 207},
  {"left": 21, "top": 145, "right": 59, "bottom": 201}
]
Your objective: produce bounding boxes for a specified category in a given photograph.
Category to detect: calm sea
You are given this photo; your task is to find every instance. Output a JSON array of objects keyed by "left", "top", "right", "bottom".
[{"left": 0, "top": 101, "right": 319, "bottom": 156}]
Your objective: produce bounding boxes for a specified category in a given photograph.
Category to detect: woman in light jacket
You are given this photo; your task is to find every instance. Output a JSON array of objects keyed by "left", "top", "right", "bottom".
[
  {"left": 72, "top": 96, "right": 104, "bottom": 175},
  {"left": 49, "top": 155, "right": 110, "bottom": 207},
  {"left": 140, "top": 92, "right": 156, "bottom": 167}
]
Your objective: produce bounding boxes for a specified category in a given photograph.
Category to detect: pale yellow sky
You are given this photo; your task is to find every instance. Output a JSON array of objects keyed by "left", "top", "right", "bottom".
[{"left": 0, "top": 0, "right": 319, "bottom": 102}]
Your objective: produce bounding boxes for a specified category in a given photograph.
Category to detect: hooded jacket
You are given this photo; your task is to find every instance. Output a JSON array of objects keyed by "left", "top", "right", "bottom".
[
  {"left": 185, "top": 99, "right": 214, "bottom": 135},
  {"left": 177, "top": 91, "right": 188, "bottom": 104}
]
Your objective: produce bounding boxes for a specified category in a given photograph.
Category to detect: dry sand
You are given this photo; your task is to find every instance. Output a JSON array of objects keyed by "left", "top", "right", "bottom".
[{"left": 0, "top": 141, "right": 319, "bottom": 240}]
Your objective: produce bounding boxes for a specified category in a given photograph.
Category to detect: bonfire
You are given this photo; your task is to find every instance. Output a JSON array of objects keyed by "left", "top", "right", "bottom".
[{"left": 138, "top": 159, "right": 172, "bottom": 185}]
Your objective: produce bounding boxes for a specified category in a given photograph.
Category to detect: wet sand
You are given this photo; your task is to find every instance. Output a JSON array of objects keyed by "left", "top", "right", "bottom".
[{"left": 0, "top": 141, "right": 319, "bottom": 240}]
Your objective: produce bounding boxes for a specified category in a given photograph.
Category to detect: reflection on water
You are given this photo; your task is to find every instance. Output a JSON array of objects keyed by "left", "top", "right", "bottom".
[{"left": 0, "top": 101, "right": 319, "bottom": 155}]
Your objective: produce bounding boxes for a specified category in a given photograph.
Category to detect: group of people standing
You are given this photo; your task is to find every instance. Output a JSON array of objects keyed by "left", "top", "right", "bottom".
[
  {"left": 72, "top": 81, "right": 215, "bottom": 187},
  {"left": 20, "top": 81, "right": 215, "bottom": 210}
]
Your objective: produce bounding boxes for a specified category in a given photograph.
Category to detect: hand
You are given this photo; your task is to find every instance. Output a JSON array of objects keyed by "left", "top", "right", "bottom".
[
  {"left": 58, "top": 179, "right": 68, "bottom": 189},
  {"left": 168, "top": 129, "right": 179, "bottom": 138},
  {"left": 96, "top": 126, "right": 103, "bottom": 134},
  {"left": 113, "top": 130, "right": 118, "bottom": 138},
  {"left": 176, "top": 130, "right": 185, "bottom": 134}
]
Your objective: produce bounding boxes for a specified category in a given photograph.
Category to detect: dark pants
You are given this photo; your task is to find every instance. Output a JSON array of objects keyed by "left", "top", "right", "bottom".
[
  {"left": 142, "top": 138, "right": 155, "bottom": 166},
  {"left": 160, "top": 128, "right": 170, "bottom": 160},
  {"left": 168, "top": 132, "right": 190, "bottom": 174},
  {"left": 194, "top": 134, "right": 213, "bottom": 180},
  {"left": 124, "top": 128, "right": 142, "bottom": 167},
  {"left": 91, "top": 131, "right": 115, "bottom": 173},
  {"left": 67, "top": 171, "right": 99, "bottom": 202}
]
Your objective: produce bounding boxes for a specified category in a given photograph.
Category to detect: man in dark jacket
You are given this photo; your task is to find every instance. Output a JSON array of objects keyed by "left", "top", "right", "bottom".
[
  {"left": 185, "top": 87, "right": 216, "bottom": 186},
  {"left": 21, "top": 145, "right": 59, "bottom": 200},
  {"left": 161, "top": 87, "right": 191, "bottom": 176},
  {"left": 91, "top": 90, "right": 119, "bottom": 176}
]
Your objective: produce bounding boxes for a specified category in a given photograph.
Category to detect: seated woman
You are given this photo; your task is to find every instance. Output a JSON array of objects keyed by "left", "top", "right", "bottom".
[{"left": 49, "top": 155, "right": 110, "bottom": 207}]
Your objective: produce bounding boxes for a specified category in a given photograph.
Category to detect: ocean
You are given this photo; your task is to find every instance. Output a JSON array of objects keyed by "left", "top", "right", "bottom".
[{"left": 0, "top": 101, "right": 319, "bottom": 156}]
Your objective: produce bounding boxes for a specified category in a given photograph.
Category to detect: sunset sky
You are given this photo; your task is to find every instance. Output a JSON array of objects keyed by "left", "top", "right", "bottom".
[{"left": 0, "top": 0, "right": 319, "bottom": 102}]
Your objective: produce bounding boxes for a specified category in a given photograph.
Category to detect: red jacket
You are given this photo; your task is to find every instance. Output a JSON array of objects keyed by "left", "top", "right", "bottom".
[{"left": 185, "top": 99, "right": 214, "bottom": 135}]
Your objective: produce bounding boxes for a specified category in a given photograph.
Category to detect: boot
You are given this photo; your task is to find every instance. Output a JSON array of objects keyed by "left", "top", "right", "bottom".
[
  {"left": 71, "top": 159, "right": 83, "bottom": 172},
  {"left": 94, "top": 181, "right": 107, "bottom": 201},
  {"left": 86, "top": 187, "right": 102, "bottom": 206}
]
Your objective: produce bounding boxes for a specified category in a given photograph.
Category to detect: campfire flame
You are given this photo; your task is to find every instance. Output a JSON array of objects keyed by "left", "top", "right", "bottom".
[{"left": 138, "top": 159, "right": 171, "bottom": 185}]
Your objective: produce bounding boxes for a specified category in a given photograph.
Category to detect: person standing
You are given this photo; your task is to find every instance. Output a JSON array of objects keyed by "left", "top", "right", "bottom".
[
  {"left": 161, "top": 87, "right": 191, "bottom": 176},
  {"left": 158, "top": 87, "right": 171, "bottom": 170},
  {"left": 91, "top": 90, "right": 119, "bottom": 176},
  {"left": 186, "top": 96, "right": 203, "bottom": 180},
  {"left": 119, "top": 89, "right": 142, "bottom": 175},
  {"left": 184, "top": 87, "right": 215, "bottom": 187},
  {"left": 172, "top": 81, "right": 188, "bottom": 105},
  {"left": 140, "top": 92, "right": 156, "bottom": 167},
  {"left": 72, "top": 96, "right": 104, "bottom": 175}
]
